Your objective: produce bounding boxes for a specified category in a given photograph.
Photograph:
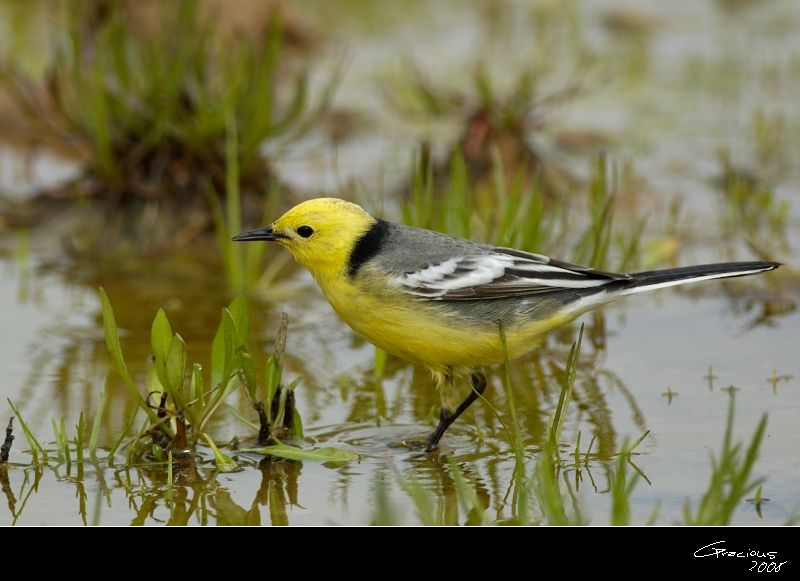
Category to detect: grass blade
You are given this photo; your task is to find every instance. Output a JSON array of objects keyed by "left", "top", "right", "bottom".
[
  {"left": 8, "top": 399, "right": 48, "bottom": 465},
  {"left": 242, "top": 443, "right": 359, "bottom": 463},
  {"left": 89, "top": 380, "right": 109, "bottom": 460}
]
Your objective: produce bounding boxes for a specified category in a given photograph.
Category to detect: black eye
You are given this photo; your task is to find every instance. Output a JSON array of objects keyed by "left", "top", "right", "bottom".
[{"left": 296, "top": 225, "right": 314, "bottom": 238}]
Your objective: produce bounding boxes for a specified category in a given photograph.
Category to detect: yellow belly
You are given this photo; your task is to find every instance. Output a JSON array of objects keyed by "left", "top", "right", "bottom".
[{"left": 320, "top": 275, "right": 570, "bottom": 375}]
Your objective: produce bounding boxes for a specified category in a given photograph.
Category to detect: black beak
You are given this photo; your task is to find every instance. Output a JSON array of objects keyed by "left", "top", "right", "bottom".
[{"left": 232, "top": 226, "right": 285, "bottom": 242}]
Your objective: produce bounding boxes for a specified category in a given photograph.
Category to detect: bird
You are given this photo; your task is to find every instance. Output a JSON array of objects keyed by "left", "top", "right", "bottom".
[{"left": 233, "top": 198, "right": 780, "bottom": 452}]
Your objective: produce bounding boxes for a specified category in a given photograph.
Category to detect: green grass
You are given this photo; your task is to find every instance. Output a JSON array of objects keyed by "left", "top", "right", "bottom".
[
  {"left": 98, "top": 289, "right": 307, "bottom": 464},
  {"left": 385, "top": 52, "right": 593, "bottom": 203},
  {"left": 384, "top": 146, "right": 648, "bottom": 382},
  {"left": 386, "top": 59, "right": 578, "bottom": 140},
  {"left": 6, "top": 400, "right": 48, "bottom": 466},
  {"left": 0, "top": 0, "right": 792, "bottom": 528},
  {"left": 2, "top": 1, "right": 334, "bottom": 201},
  {"left": 526, "top": 326, "right": 585, "bottom": 525},
  {"left": 683, "top": 394, "right": 767, "bottom": 525},
  {"left": 206, "top": 109, "right": 284, "bottom": 292},
  {"left": 402, "top": 148, "right": 647, "bottom": 273},
  {"left": 2, "top": 301, "right": 780, "bottom": 525},
  {"left": 499, "top": 320, "right": 529, "bottom": 523},
  {"left": 2, "top": 140, "right": 781, "bottom": 525},
  {"left": 370, "top": 325, "right": 772, "bottom": 526},
  {"left": 716, "top": 152, "right": 790, "bottom": 256},
  {"left": 2, "top": 288, "right": 366, "bottom": 491}
]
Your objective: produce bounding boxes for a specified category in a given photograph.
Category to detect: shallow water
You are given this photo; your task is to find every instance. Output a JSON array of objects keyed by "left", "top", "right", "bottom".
[{"left": 1, "top": 0, "right": 799, "bottom": 525}]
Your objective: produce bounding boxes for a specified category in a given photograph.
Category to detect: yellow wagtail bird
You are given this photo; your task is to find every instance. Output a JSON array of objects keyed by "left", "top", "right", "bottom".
[{"left": 234, "top": 198, "right": 780, "bottom": 451}]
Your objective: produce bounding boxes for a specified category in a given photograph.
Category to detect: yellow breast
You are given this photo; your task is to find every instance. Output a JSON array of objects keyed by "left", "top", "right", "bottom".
[{"left": 316, "top": 268, "right": 567, "bottom": 375}]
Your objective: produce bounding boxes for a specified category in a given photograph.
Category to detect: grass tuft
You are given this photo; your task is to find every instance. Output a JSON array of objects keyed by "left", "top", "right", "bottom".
[{"left": 683, "top": 393, "right": 768, "bottom": 525}]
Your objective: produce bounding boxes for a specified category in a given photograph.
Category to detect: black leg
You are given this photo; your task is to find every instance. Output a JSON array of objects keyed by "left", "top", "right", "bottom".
[{"left": 425, "top": 372, "right": 488, "bottom": 452}]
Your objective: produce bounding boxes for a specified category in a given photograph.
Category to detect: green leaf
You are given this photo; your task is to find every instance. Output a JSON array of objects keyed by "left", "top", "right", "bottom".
[
  {"left": 150, "top": 309, "right": 172, "bottom": 363},
  {"left": 99, "top": 288, "right": 135, "bottom": 392},
  {"left": 167, "top": 450, "right": 174, "bottom": 493},
  {"left": 99, "top": 288, "right": 163, "bottom": 428},
  {"left": 151, "top": 311, "right": 172, "bottom": 395},
  {"left": 238, "top": 349, "right": 258, "bottom": 401},
  {"left": 264, "top": 355, "right": 281, "bottom": 417},
  {"left": 89, "top": 380, "right": 109, "bottom": 460},
  {"left": 211, "top": 311, "right": 225, "bottom": 388},
  {"left": 198, "top": 375, "right": 239, "bottom": 435},
  {"left": 274, "top": 385, "right": 290, "bottom": 427},
  {"left": 191, "top": 363, "right": 205, "bottom": 409},
  {"left": 227, "top": 295, "right": 250, "bottom": 350},
  {"left": 224, "top": 403, "right": 260, "bottom": 430},
  {"left": 108, "top": 408, "right": 139, "bottom": 465},
  {"left": 291, "top": 407, "right": 304, "bottom": 440},
  {"left": 147, "top": 365, "right": 164, "bottom": 396},
  {"left": 202, "top": 433, "right": 240, "bottom": 473},
  {"left": 211, "top": 307, "right": 236, "bottom": 389},
  {"left": 547, "top": 324, "right": 584, "bottom": 452},
  {"left": 166, "top": 333, "right": 187, "bottom": 400},
  {"left": 7, "top": 399, "right": 48, "bottom": 465},
  {"left": 241, "top": 444, "right": 360, "bottom": 463},
  {"left": 74, "top": 412, "right": 86, "bottom": 465},
  {"left": 221, "top": 308, "right": 236, "bottom": 384}
]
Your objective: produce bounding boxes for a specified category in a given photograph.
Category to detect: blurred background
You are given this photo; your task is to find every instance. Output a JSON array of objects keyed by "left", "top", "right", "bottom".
[{"left": 0, "top": 0, "right": 797, "bottom": 525}]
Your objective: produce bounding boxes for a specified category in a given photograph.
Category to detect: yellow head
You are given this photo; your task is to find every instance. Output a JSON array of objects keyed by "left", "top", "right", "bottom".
[{"left": 233, "top": 198, "right": 376, "bottom": 282}]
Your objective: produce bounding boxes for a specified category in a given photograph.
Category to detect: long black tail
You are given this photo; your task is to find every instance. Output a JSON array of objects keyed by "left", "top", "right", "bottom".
[{"left": 620, "top": 261, "right": 780, "bottom": 295}]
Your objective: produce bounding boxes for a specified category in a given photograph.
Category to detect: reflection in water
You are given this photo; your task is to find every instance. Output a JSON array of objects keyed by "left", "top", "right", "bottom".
[
  {"left": 0, "top": 258, "right": 763, "bottom": 526},
  {"left": 0, "top": 241, "right": 795, "bottom": 525},
  {"left": 1, "top": 0, "right": 794, "bottom": 521},
  {"left": 1, "top": 464, "right": 42, "bottom": 525},
  {"left": 0, "top": 466, "right": 16, "bottom": 517},
  {"left": 252, "top": 459, "right": 302, "bottom": 526},
  {"left": 124, "top": 459, "right": 302, "bottom": 526},
  {"left": 1, "top": 313, "right": 649, "bottom": 526},
  {"left": 0, "top": 0, "right": 798, "bottom": 527},
  {"left": 0, "top": 454, "right": 309, "bottom": 525}
]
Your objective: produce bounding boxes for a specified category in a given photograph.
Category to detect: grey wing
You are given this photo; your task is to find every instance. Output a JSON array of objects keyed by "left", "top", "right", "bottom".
[{"left": 373, "top": 225, "right": 629, "bottom": 300}]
